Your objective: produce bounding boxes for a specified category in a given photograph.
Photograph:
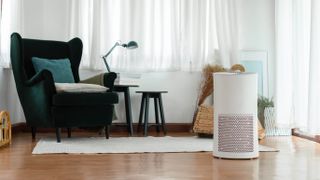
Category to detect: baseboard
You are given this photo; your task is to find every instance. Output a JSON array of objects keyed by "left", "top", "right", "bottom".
[
  {"left": 11, "top": 122, "right": 193, "bottom": 134},
  {"left": 12, "top": 122, "right": 27, "bottom": 134}
]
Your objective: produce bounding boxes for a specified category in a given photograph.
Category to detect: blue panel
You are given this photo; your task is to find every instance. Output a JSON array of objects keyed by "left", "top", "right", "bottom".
[{"left": 241, "top": 60, "right": 263, "bottom": 95}]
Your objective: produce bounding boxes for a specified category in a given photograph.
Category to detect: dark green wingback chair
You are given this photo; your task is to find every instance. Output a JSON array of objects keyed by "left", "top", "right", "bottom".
[{"left": 10, "top": 33, "right": 118, "bottom": 142}]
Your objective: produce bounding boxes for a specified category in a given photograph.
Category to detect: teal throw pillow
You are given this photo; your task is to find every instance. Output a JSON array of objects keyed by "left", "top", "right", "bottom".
[{"left": 32, "top": 57, "right": 75, "bottom": 83}]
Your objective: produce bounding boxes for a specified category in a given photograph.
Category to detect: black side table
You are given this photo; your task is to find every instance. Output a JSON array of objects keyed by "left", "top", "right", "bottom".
[
  {"left": 114, "top": 84, "right": 139, "bottom": 136},
  {"left": 136, "top": 91, "right": 168, "bottom": 136}
]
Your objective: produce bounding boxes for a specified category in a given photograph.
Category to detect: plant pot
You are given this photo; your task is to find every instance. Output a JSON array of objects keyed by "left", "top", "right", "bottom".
[
  {"left": 264, "top": 107, "right": 291, "bottom": 136},
  {"left": 264, "top": 107, "right": 275, "bottom": 136}
]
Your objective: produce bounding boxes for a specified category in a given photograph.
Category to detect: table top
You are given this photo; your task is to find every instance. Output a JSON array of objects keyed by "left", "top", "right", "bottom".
[
  {"left": 114, "top": 84, "right": 139, "bottom": 87},
  {"left": 136, "top": 90, "right": 168, "bottom": 93}
]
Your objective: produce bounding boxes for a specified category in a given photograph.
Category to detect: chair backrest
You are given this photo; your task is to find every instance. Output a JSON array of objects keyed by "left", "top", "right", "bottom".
[
  {"left": 10, "top": 33, "right": 83, "bottom": 127},
  {"left": 11, "top": 33, "right": 83, "bottom": 83}
]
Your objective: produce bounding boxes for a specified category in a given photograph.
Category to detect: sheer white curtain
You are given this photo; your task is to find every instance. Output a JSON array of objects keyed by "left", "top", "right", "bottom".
[
  {"left": 68, "top": 0, "right": 239, "bottom": 72},
  {"left": 0, "top": 0, "right": 239, "bottom": 69},
  {"left": 0, "top": 0, "right": 23, "bottom": 67},
  {"left": 275, "top": 0, "right": 320, "bottom": 134},
  {"left": 215, "top": 0, "right": 239, "bottom": 67},
  {"left": 69, "top": 0, "right": 180, "bottom": 72},
  {"left": 0, "top": 0, "right": 25, "bottom": 124}
]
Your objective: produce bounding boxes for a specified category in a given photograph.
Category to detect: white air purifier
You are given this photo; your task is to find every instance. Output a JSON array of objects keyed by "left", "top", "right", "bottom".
[{"left": 213, "top": 72, "right": 258, "bottom": 159}]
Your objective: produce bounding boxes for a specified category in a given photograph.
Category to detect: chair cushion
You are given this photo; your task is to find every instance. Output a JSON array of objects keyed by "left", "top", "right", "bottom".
[
  {"left": 53, "top": 92, "right": 118, "bottom": 106},
  {"left": 55, "top": 83, "right": 108, "bottom": 93},
  {"left": 32, "top": 57, "right": 75, "bottom": 83}
]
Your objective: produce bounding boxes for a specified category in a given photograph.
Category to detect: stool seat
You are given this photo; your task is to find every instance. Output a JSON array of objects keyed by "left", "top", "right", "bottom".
[
  {"left": 136, "top": 91, "right": 168, "bottom": 93},
  {"left": 136, "top": 91, "right": 168, "bottom": 98},
  {"left": 136, "top": 91, "right": 167, "bottom": 136}
]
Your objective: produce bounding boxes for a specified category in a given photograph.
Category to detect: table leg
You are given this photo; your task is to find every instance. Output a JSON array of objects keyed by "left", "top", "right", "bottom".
[
  {"left": 154, "top": 97, "right": 160, "bottom": 132},
  {"left": 144, "top": 94, "right": 150, "bottom": 136},
  {"left": 159, "top": 94, "right": 167, "bottom": 135},
  {"left": 137, "top": 94, "right": 145, "bottom": 132},
  {"left": 124, "top": 87, "right": 134, "bottom": 136}
]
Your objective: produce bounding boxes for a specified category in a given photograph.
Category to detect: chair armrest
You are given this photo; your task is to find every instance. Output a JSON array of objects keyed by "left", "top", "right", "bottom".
[
  {"left": 22, "top": 70, "right": 56, "bottom": 126},
  {"left": 103, "top": 72, "right": 117, "bottom": 91},
  {"left": 80, "top": 72, "right": 117, "bottom": 91},
  {"left": 24, "top": 69, "right": 56, "bottom": 94}
]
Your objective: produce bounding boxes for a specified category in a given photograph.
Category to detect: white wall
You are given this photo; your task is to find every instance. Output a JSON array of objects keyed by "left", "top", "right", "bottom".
[
  {"left": 0, "top": 69, "right": 25, "bottom": 124},
  {"left": 0, "top": 70, "right": 8, "bottom": 110},
  {"left": 0, "top": 0, "right": 276, "bottom": 124}
]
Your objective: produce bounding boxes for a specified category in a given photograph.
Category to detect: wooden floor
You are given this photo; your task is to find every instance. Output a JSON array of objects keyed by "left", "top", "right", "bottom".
[{"left": 0, "top": 132, "right": 320, "bottom": 180}]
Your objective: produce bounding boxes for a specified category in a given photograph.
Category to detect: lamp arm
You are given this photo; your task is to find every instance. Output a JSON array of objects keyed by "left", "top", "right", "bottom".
[
  {"left": 102, "top": 42, "right": 120, "bottom": 72},
  {"left": 102, "top": 56, "right": 111, "bottom": 72}
]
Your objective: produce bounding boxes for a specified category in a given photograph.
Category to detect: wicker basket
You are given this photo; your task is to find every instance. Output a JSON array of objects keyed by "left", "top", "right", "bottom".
[
  {"left": 193, "top": 105, "right": 214, "bottom": 134},
  {"left": 0, "top": 111, "right": 11, "bottom": 148},
  {"left": 257, "top": 120, "right": 265, "bottom": 139}
]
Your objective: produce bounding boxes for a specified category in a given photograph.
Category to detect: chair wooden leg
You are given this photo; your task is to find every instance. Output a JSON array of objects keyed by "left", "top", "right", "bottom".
[
  {"left": 56, "top": 128, "right": 61, "bottom": 143},
  {"left": 67, "top": 128, "right": 71, "bottom": 138},
  {"left": 105, "top": 125, "right": 110, "bottom": 139},
  {"left": 31, "top": 127, "right": 36, "bottom": 140}
]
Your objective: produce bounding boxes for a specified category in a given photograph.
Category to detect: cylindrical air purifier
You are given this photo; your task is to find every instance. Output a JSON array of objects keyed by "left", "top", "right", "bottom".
[{"left": 213, "top": 72, "right": 258, "bottom": 159}]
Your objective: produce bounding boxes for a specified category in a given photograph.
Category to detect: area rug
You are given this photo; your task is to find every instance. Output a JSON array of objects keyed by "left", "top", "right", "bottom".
[{"left": 32, "top": 136, "right": 278, "bottom": 154}]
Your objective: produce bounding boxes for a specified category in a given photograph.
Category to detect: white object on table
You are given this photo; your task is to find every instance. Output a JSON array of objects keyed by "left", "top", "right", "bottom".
[{"left": 115, "top": 73, "right": 141, "bottom": 86}]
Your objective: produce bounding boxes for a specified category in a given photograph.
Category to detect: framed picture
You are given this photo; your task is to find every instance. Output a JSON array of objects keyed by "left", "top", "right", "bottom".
[{"left": 240, "top": 51, "right": 268, "bottom": 97}]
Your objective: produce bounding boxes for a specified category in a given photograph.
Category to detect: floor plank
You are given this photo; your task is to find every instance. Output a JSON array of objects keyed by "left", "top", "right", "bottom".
[{"left": 0, "top": 132, "right": 320, "bottom": 180}]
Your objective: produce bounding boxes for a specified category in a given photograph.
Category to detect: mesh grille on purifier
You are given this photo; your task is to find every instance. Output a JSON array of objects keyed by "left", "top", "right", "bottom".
[{"left": 218, "top": 114, "right": 254, "bottom": 153}]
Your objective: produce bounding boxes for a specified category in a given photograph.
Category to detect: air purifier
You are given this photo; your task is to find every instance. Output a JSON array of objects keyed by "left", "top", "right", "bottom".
[{"left": 213, "top": 72, "right": 258, "bottom": 159}]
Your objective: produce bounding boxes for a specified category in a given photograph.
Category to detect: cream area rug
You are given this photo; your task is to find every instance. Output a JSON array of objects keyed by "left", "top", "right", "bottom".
[{"left": 32, "top": 136, "right": 278, "bottom": 154}]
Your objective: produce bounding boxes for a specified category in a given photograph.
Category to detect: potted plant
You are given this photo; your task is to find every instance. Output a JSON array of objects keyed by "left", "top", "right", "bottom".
[{"left": 258, "top": 96, "right": 274, "bottom": 128}]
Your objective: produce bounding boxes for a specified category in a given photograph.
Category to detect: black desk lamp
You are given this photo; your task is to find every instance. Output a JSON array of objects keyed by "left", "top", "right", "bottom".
[{"left": 102, "top": 41, "right": 138, "bottom": 72}]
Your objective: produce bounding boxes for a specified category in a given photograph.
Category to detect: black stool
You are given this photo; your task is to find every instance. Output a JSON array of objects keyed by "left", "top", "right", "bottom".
[{"left": 136, "top": 91, "right": 168, "bottom": 136}]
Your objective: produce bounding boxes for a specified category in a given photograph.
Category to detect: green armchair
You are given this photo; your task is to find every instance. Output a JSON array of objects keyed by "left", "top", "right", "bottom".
[{"left": 10, "top": 33, "right": 118, "bottom": 142}]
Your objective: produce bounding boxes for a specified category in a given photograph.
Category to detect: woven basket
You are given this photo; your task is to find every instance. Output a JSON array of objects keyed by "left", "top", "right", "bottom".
[
  {"left": 193, "top": 105, "right": 213, "bottom": 134},
  {"left": 257, "top": 120, "right": 266, "bottom": 139},
  {"left": 0, "top": 111, "right": 11, "bottom": 148}
]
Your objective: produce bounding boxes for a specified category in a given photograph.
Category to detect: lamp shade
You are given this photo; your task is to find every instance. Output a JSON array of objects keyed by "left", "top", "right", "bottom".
[
  {"left": 124, "top": 41, "right": 138, "bottom": 49},
  {"left": 213, "top": 72, "right": 258, "bottom": 159}
]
